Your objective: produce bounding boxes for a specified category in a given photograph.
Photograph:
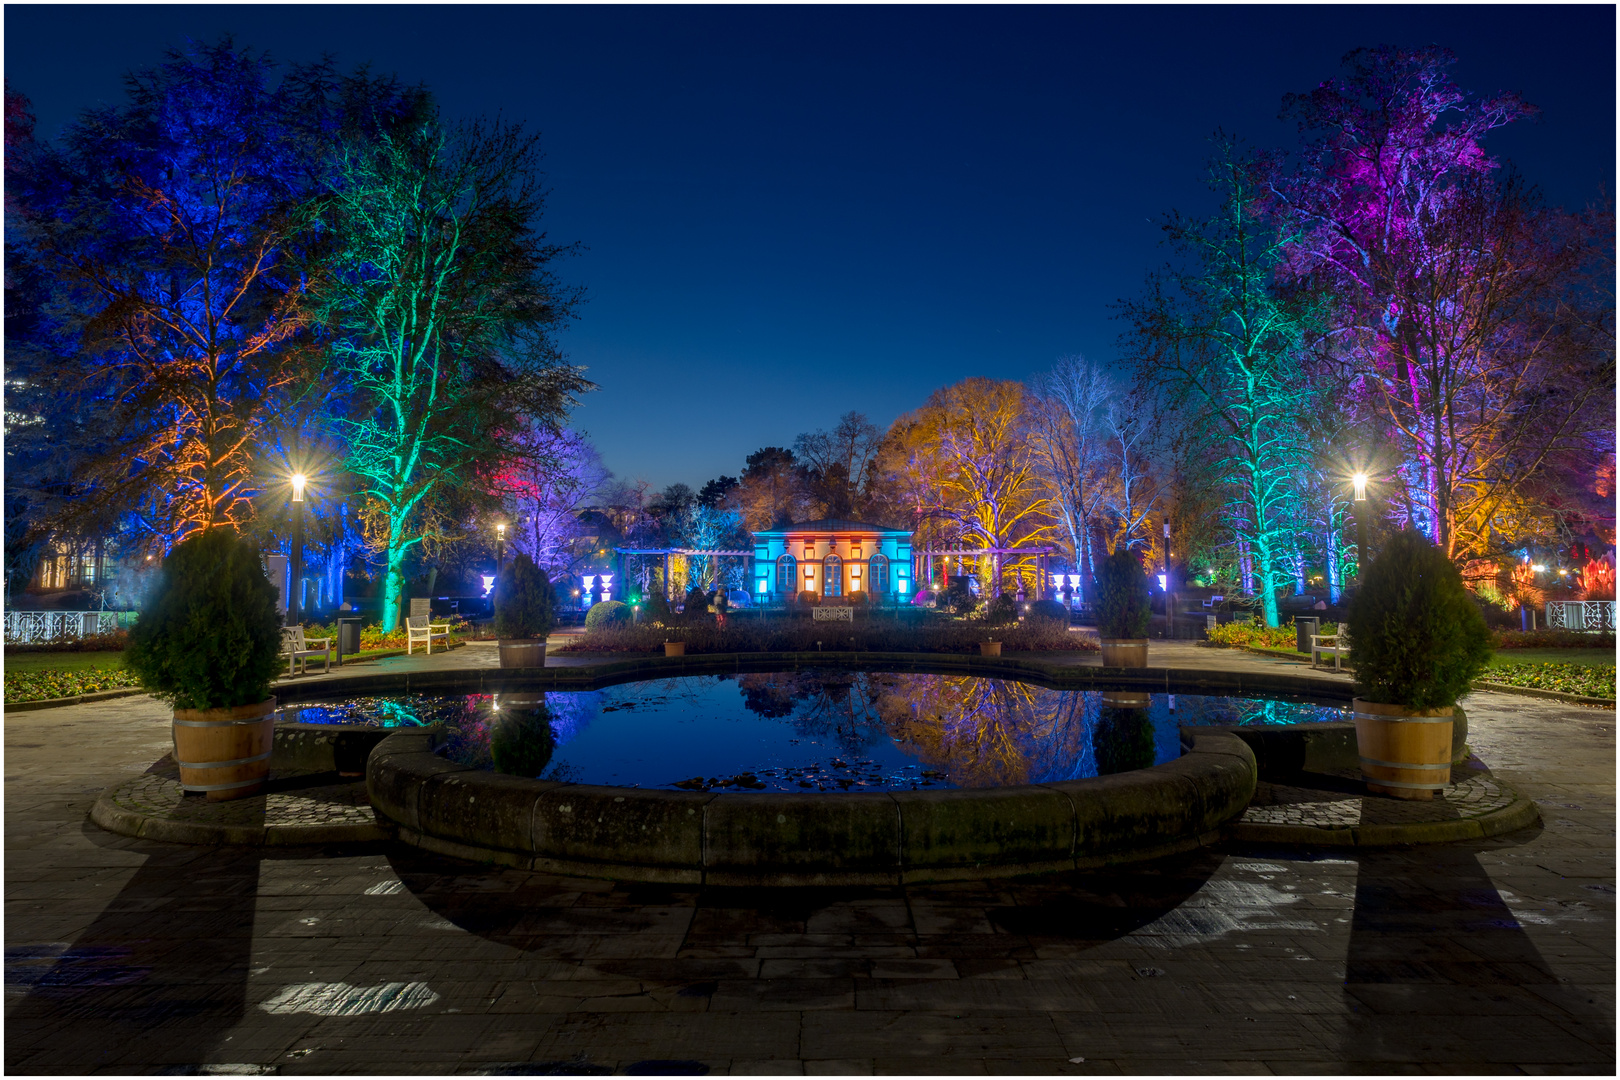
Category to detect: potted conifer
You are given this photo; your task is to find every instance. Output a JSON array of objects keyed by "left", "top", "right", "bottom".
[
  {"left": 125, "top": 529, "right": 284, "bottom": 801},
  {"left": 1095, "top": 546, "right": 1151, "bottom": 667},
  {"left": 494, "top": 554, "right": 555, "bottom": 668},
  {"left": 1346, "top": 530, "right": 1491, "bottom": 800}
]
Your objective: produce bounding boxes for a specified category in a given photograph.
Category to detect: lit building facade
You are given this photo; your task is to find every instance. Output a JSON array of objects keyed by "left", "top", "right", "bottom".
[{"left": 751, "top": 519, "right": 914, "bottom": 603}]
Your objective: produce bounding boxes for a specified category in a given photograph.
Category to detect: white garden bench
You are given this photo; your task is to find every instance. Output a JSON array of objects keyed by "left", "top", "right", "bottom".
[
  {"left": 1310, "top": 630, "right": 1351, "bottom": 672},
  {"left": 281, "top": 625, "right": 333, "bottom": 676},
  {"left": 407, "top": 614, "right": 451, "bottom": 655}
]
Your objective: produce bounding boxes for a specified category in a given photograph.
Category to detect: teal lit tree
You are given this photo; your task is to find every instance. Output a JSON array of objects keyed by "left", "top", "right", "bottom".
[
  {"left": 1120, "top": 141, "right": 1319, "bottom": 627},
  {"left": 310, "top": 111, "right": 589, "bottom": 630}
]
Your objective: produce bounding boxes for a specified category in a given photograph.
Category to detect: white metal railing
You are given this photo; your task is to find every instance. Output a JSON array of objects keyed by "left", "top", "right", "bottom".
[
  {"left": 3, "top": 610, "right": 121, "bottom": 643},
  {"left": 1544, "top": 601, "right": 1617, "bottom": 633}
]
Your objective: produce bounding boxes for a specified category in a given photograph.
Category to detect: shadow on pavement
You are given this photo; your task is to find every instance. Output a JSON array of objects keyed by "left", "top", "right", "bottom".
[{"left": 1339, "top": 829, "right": 1614, "bottom": 1071}]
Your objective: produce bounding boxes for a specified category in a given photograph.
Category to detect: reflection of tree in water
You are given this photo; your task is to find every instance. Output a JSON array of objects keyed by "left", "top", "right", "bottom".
[
  {"left": 286, "top": 694, "right": 488, "bottom": 728},
  {"left": 490, "top": 699, "right": 557, "bottom": 778},
  {"left": 734, "top": 671, "right": 902, "bottom": 756},
  {"left": 1172, "top": 695, "right": 1346, "bottom": 727},
  {"left": 873, "top": 675, "right": 1096, "bottom": 788}
]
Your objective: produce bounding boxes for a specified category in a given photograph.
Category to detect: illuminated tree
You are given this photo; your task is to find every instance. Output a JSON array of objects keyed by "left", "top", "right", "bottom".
[
  {"left": 310, "top": 112, "right": 589, "bottom": 629},
  {"left": 1028, "top": 355, "right": 1114, "bottom": 598},
  {"left": 1121, "top": 142, "right": 1319, "bottom": 627},
  {"left": 727, "top": 446, "right": 808, "bottom": 531},
  {"left": 884, "top": 378, "right": 1060, "bottom": 593},
  {"left": 1275, "top": 46, "right": 1611, "bottom": 561},
  {"left": 495, "top": 427, "right": 611, "bottom": 579},
  {"left": 6, "top": 41, "right": 330, "bottom": 545}
]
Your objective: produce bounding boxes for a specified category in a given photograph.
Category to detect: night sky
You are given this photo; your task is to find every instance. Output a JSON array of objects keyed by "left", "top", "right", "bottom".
[{"left": 7, "top": 5, "right": 1614, "bottom": 491}]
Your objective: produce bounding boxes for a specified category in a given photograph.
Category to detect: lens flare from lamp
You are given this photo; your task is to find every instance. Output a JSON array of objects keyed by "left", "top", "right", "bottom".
[
  {"left": 1352, "top": 473, "right": 1368, "bottom": 502},
  {"left": 291, "top": 473, "right": 306, "bottom": 502}
]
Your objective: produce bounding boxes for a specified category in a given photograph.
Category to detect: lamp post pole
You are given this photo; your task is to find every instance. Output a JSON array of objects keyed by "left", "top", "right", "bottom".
[
  {"left": 1163, "top": 517, "right": 1173, "bottom": 639},
  {"left": 290, "top": 473, "right": 306, "bottom": 628},
  {"left": 496, "top": 522, "right": 507, "bottom": 574},
  {"left": 1352, "top": 473, "right": 1369, "bottom": 593}
]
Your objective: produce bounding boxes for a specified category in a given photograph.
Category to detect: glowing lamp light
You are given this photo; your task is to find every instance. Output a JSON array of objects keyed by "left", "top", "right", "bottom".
[
  {"left": 1558, "top": 568, "right": 1569, "bottom": 576},
  {"left": 1352, "top": 472, "right": 1368, "bottom": 502},
  {"left": 757, "top": 579, "right": 769, "bottom": 594},
  {"left": 480, "top": 574, "right": 495, "bottom": 596},
  {"left": 497, "top": 522, "right": 507, "bottom": 539},
  {"left": 1157, "top": 574, "right": 1168, "bottom": 591},
  {"left": 1532, "top": 564, "right": 1547, "bottom": 573},
  {"left": 291, "top": 473, "right": 306, "bottom": 503}
]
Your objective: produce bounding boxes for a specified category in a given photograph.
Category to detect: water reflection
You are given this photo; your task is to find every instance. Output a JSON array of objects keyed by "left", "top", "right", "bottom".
[{"left": 317, "top": 673, "right": 1346, "bottom": 791}]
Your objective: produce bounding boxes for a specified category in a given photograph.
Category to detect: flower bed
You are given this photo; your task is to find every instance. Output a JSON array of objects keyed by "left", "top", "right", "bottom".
[
  {"left": 302, "top": 619, "right": 471, "bottom": 651},
  {"left": 558, "top": 617, "right": 1093, "bottom": 655},
  {"left": 1481, "top": 662, "right": 1615, "bottom": 700},
  {"left": 4, "top": 631, "right": 130, "bottom": 653},
  {"left": 5, "top": 667, "right": 142, "bottom": 704},
  {"left": 1205, "top": 621, "right": 1323, "bottom": 649}
]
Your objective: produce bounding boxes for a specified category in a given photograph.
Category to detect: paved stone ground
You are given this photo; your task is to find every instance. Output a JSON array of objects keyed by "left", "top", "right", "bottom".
[
  {"left": 1240, "top": 762, "right": 1519, "bottom": 830},
  {"left": 5, "top": 649, "right": 1612, "bottom": 1074}
]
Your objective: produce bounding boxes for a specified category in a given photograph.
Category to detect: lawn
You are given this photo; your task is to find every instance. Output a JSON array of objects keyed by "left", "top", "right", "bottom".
[
  {"left": 5, "top": 650, "right": 128, "bottom": 674},
  {"left": 1484, "top": 648, "right": 1614, "bottom": 670}
]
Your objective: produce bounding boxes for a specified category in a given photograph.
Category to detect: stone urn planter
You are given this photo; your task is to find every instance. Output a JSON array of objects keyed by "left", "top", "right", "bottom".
[
  {"left": 1353, "top": 699, "right": 1454, "bottom": 800},
  {"left": 979, "top": 640, "right": 1002, "bottom": 657},
  {"left": 498, "top": 640, "right": 547, "bottom": 668},
  {"left": 664, "top": 641, "right": 686, "bottom": 657},
  {"left": 173, "top": 697, "right": 277, "bottom": 801},
  {"left": 1099, "top": 639, "right": 1149, "bottom": 668}
]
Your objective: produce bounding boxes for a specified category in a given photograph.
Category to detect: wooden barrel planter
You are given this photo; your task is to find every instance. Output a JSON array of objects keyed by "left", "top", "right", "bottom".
[
  {"left": 172, "top": 697, "right": 277, "bottom": 802},
  {"left": 1353, "top": 698, "right": 1454, "bottom": 800},
  {"left": 664, "top": 641, "right": 686, "bottom": 657},
  {"left": 498, "top": 639, "right": 547, "bottom": 668},
  {"left": 979, "top": 641, "right": 1002, "bottom": 657},
  {"left": 1099, "top": 638, "right": 1149, "bottom": 668}
]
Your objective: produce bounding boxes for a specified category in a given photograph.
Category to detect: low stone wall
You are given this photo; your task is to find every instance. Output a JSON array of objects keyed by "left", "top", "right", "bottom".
[
  {"left": 367, "top": 728, "right": 1258, "bottom": 886},
  {"left": 272, "top": 724, "right": 397, "bottom": 775}
]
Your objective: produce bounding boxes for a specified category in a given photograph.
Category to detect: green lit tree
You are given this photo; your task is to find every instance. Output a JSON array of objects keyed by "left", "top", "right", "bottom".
[
  {"left": 311, "top": 111, "right": 589, "bottom": 629},
  {"left": 1120, "top": 140, "right": 1320, "bottom": 627}
]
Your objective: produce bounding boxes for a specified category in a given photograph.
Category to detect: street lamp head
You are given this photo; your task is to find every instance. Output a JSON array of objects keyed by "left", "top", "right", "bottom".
[
  {"left": 291, "top": 473, "right": 306, "bottom": 503},
  {"left": 497, "top": 522, "right": 507, "bottom": 539},
  {"left": 1352, "top": 472, "right": 1368, "bottom": 502}
]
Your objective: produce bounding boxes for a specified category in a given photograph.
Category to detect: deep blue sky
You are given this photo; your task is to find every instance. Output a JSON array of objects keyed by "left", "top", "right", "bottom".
[{"left": 8, "top": 5, "right": 1614, "bottom": 491}]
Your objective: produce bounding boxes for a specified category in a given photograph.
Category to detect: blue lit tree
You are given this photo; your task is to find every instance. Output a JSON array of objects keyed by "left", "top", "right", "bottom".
[{"left": 1120, "top": 141, "right": 1321, "bottom": 627}]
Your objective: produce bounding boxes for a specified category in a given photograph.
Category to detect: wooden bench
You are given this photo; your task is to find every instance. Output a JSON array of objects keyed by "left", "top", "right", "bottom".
[
  {"left": 407, "top": 614, "right": 451, "bottom": 655},
  {"left": 281, "top": 625, "right": 333, "bottom": 676},
  {"left": 1310, "top": 631, "right": 1351, "bottom": 672}
]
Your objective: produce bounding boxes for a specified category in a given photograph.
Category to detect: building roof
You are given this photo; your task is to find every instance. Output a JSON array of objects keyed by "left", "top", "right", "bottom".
[{"left": 752, "top": 518, "right": 913, "bottom": 536}]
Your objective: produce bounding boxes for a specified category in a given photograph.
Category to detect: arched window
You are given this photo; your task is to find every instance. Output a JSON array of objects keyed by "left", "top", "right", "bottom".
[
  {"left": 776, "top": 554, "right": 797, "bottom": 595},
  {"left": 822, "top": 554, "right": 843, "bottom": 597},
  {"left": 867, "top": 553, "right": 889, "bottom": 595}
]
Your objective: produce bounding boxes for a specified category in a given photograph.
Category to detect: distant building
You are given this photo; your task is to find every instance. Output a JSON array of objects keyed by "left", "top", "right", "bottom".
[{"left": 751, "top": 519, "right": 913, "bottom": 603}]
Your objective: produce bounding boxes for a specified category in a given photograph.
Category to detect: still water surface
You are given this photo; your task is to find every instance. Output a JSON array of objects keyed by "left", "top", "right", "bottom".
[{"left": 285, "top": 671, "right": 1347, "bottom": 791}]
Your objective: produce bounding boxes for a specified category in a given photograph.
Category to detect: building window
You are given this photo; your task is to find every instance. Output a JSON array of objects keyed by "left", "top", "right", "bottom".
[
  {"left": 822, "top": 554, "right": 843, "bottom": 597},
  {"left": 868, "top": 553, "right": 889, "bottom": 594},
  {"left": 776, "top": 554, "right": 797, "bottom": 595}
]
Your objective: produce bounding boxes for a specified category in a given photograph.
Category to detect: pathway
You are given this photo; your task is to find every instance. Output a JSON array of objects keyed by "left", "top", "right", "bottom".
[{"left": 5, "top": 644, "right": 1612, "bottom": 1073}]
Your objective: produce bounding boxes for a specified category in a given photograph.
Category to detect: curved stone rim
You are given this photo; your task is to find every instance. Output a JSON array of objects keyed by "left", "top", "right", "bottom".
[{"left": 366, "top": 725, "right": 1260, "bottom": 886}]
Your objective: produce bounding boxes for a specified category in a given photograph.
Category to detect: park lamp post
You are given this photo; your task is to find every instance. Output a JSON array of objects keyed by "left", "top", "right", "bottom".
[
  {"left": 289, "top": 472, "right": 306, "bottom": 628},
  {"left": 1351, "top": 472, "right": 1369, "bottom": 590}
]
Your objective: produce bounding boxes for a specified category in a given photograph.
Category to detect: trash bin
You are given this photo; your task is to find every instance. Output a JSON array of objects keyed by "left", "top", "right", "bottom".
[
  {"left": 336, "top": 617, "right": 363, "bottom": 664},
  {"left": 1294, "top": 616, "right": 1319, "bottom": 655}
]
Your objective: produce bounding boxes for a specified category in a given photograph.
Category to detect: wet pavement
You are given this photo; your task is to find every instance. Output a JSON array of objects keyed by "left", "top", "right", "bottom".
[{"left": 5, "top": 646, "right": 1612, "bottom": 1073}]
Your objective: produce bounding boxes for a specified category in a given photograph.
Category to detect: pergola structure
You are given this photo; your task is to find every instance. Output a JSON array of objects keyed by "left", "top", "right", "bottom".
[
  {"left": 919, "top": 545, "right": 1060, "bottom": 601},
  {"left": 614, "top": 548, "right": 754, "bottom": 602}
]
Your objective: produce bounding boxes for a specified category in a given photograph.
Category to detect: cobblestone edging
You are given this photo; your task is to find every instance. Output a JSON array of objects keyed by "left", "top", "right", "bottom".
[
  {"left": 1228, "top": 765, "right": 1541, "bottom": 847},
  {"left": 367, "top": 728, "right": 1260, "bottom": 886},
  {"left": 89, "top": 771, "right": 389, "bottom": 846}
]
